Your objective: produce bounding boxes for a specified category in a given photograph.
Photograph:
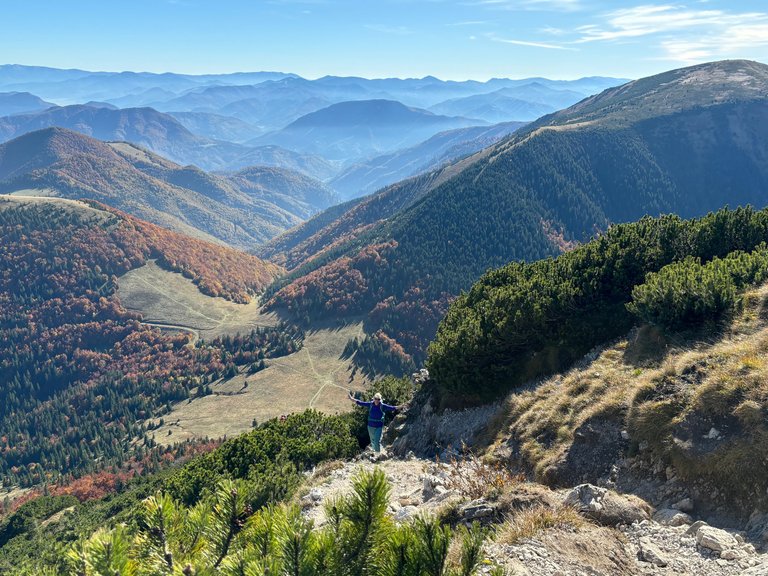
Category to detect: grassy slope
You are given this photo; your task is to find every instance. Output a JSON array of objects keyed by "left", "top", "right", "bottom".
[{"left": 490, "top": 283, "right": 768, "bottom": 514}]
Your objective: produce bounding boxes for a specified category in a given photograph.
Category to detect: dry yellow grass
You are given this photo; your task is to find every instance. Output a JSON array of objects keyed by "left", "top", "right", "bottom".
[
  {"left": 495, "top": 505, "right": 586, "bottom": 545},
  {"left": 500, "top": 341, "right": 642, "bottom": 479},
  {"left": 493, "top": 283, "right": 768, "bottom": 508}
]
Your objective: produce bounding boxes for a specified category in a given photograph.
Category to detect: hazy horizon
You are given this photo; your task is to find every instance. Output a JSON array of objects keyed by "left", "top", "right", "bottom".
[
  {"left": 0, "top": 61, "right": 634, "bottom": 83},
  {"left": 5, "top": 1, "right": 768, "bottom": 81}
]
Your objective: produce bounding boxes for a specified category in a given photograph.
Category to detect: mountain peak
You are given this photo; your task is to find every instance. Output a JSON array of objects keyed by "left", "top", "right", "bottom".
[
  {"left": 539, "top": 59, "right": 768, "bottom": 128},
  {"left": 287, "top": 99, "right": 429, "bottom": 127}
]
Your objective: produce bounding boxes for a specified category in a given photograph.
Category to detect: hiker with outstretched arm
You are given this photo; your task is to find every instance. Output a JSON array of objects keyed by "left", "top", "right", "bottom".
[{"left": 348, "top": 391, "right": 404, "bottom": 453}]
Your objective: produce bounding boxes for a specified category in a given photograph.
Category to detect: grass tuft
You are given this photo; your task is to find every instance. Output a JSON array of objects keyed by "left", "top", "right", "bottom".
[{"left": 496, "top": 505, "right": 586, "bottom": 545}]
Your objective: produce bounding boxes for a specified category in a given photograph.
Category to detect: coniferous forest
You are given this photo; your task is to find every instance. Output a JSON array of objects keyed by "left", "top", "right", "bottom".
[{"left": 427, "top": 206, "right": 768, "bottom": 405}]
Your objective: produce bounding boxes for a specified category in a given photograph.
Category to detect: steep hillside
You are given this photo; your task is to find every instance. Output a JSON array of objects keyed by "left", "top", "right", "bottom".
[
  {"left": 0, "top": 196, "right": 283, "bottom": 487},
  {"left": 265, "top": 60, "right": 768, "bottom": 370},
  {"left": 255, "top": 99, "right": 485, "bottom": 162},
  {"left": 427, "top": 206, "right": 768, "bottom": 404},
  {"left": 0, "top": 128, "right": 333, "bottom": 248},
  {"left": 329, "top": 121, "right": 526, "bottom": 200},
  {"left": 258, "top": 167, "right": 454, "bottom": 270},
  {"left": 226, "top": 165, "right": 339, "bottom": 217}
]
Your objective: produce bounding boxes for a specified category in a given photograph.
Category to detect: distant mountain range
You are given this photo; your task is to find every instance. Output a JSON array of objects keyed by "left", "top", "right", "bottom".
[
  {"left": 262, "top": 59, "right": 768, "bottom": 366},
  {"left": 167, "top": 111, "right": 262, "bottom": 143},
  {"left": 0, "top": 65, "right": 627, "bottom": 190},
  {"left": 0, "top": 100, "right": 531, "bottom": 191},
  {"left": 0, "top": 104, "right": 335, "bottom": 177},
  {"left": 0, "top": 64, "right": 296, "bottom": 104},
  {"left": 0, "top": 64, "right": 624, "bottom": 131},
  {"left": 428, "top": 82, "right": 588, "bottom": 122},
  {"left": 329, "top": 121, "right": 526, "bottom": 200},
  {"left": 0, "top": 127, "right": 337, "bottom": 248},
  {"left": 253, "top": 99, "right": 485, "bottom": 162}
]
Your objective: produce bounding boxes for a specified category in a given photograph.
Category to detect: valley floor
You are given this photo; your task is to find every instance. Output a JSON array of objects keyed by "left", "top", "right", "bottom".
[{"left": 118, "top": 261, "right": 367, "bottom": 443}]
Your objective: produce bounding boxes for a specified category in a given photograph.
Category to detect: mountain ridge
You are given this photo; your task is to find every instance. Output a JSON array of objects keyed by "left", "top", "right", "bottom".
[
  {"left": 264, "top": 59, "right": 768, "bottom": 369},
  {"left": 0, "top": 127, "right": 335, "bottom": 248},
  {"left": 254, "top": 99, "right": 486, "bottom": 162}
]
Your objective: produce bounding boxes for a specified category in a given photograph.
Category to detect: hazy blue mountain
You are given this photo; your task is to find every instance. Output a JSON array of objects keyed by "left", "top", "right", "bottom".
[
  {"left": 82, "top": 101, "right": 119, "bottom": 109},
  {"left": 169, "top": 111, "right": 262, "bottom": 142},
  {"left": 330, "top": 120, "right": 526, "bottom": 199},
  {"left": 430, "top": 93, "right": 556, "bottom": 123},
  {"left": 220, "top": 94, "right": 333, "bottom": 132},
  {"left": 150, "top": 78, "right": 321, "bottom": 113},
  {"left": 0, "top": 104, "right": 260, "bottom": 171},
  {"left": 153, "top": 77, "right": 349, "bottom": 130},
  {"left": 0, "top": 102, "right": 345, "bottom": 178},
  {"left": 428, "top": 83, "right": 589, "bottom": 122},
  {"left": 0, "top": 64, "right": 91, "bottom": 87},
  {"left": 254, "top": 99, "right": 485, "bottom": 162},
  {"left": 0, "top": 65, "right": 296, "bottom": 104},
  {"left": 106, "top": 87, "right": 182, "bottom": 108},
  {"left": 0, "top": 92, "right": 55, "bottom": 116},
  {"left": 149, "top": 74, "right": 626, "bottom": 130},
  {"left": 495, "top": 82, "right": 588, "bottom": 107}
]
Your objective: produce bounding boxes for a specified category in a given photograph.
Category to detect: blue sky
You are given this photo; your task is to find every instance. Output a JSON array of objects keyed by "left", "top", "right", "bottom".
[{"left": 4, "top": 0, "right": 768, "bottom": 80}]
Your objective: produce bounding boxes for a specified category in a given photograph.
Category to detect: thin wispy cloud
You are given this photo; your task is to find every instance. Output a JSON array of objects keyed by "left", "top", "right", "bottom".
[
  {"left": 539, "top": 26, "right": 567, "bottom": 36},
  {"left": 564, "top": 3, "right": 768, "bottom": 66},
  {"left": 660, "top": 23, "right": 768, "bottom": 63},
  {"left": 523, "top": 0, "right": 581, "bottom": 11},
  {"left": 486, "top": 32, "right": 576, "bottom": 50},
  {"left": 575, "top": 4, "right": 768, "bottom": 44}
]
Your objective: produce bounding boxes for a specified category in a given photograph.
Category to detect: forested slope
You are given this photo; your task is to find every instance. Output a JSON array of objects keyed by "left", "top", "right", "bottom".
[
  {"left": 264, "top": 60, "right": 768, "bottom": 372},
  {"left": 0, "top": 197, "right": 284, "bottom": 486},
  {"left": 427, "top": 206, "right": 768, "bottom": 405}
]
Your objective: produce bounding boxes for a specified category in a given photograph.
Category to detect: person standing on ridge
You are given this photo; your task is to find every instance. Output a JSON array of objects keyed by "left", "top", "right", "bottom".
[{"left": 348, "top": 391, "right": 402, "bottom": 453}]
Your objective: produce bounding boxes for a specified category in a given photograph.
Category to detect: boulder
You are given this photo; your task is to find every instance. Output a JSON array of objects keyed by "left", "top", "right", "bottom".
[
  {"left": 398, "top": 487, "right": 422, "bottom": 507},
  {"left": 685, "top": 520, "right": 708, "bottom": 536},
  {"left": 639, "top": 538, "right": 668, "bottom": 567},
  {"left": 432, "top": 488, "right": 456, "bottom": 504},
  {"left": 719, "top": 548, "right": 744, "bottom": 561},
  {"left": 696, "top": 525, "right": 738, "bottom": 553},
  {"left": 460, "top": 499, "right": 496, "bottom": 521},
  {"left": 653, "top": 508, "right": 693, "bottom": 527},
  {"left": 563, "top": 484, "right": 650, "bottom": 526}
]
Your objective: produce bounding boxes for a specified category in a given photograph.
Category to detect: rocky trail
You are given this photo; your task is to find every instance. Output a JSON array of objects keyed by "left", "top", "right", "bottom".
[{"left": 297, "top": 451, "right": 768, "bottom": 576}]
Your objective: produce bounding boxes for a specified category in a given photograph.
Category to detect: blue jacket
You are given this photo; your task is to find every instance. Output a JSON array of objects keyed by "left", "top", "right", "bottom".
[{"left": 355, "top": 399, "right": 396, "bottom": 428}]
